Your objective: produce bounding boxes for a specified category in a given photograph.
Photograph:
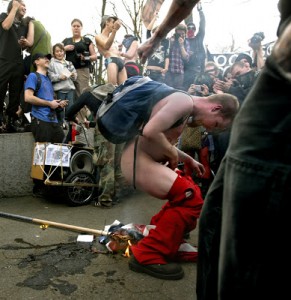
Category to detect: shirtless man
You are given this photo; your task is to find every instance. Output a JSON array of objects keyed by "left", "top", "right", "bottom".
[
  {"left": 118, "top": 77, "right": 239, "bottom": 280},
  {"left": 95, "top": 15, "right": 127, "bottom": 85}
]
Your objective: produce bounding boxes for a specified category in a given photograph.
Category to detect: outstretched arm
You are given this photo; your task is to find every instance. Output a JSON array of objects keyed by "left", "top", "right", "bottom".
[{"left": 138, "top": 0, "right": 200, "bottom": 63}]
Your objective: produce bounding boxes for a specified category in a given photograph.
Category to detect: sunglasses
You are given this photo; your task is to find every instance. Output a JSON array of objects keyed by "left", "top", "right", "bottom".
[{"left": 187, "top": 26, "right": 196, "bottom": 30}]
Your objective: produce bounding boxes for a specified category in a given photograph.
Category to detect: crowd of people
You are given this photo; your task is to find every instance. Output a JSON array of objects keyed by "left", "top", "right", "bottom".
[{"left": 2, "top": 0, "right": 289, "bottom": 297}]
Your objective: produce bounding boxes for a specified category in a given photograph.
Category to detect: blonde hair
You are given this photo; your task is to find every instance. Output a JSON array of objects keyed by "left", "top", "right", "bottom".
[{"left": 208, "top": 93, "right": 240, "bottom": 121}]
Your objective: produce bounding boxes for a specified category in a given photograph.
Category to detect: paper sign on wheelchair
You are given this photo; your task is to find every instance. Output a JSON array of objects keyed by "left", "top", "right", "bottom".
[
  {"left": 33, "top": 143, "right": 46, "bottom": 165},
  {"left": 45, "top": 144, "right": 71, "bottom": 167}
]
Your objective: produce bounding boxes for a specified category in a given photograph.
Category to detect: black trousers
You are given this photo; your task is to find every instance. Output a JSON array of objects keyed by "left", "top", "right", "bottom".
[
  {"left": 197, "top": 16, "right": 291, "bottom": 300},
  {"left": 31, "top": 118, "right": 65, "bottom": 143},
  {"left": 0, "top": 59, "right": 24, "bottom": 118}
]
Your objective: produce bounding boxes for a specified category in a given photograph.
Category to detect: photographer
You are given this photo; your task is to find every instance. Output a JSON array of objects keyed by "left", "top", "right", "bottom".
[
  {"left": 165, "top": 23, "right": 190, "bottom": 90},
  {"left": 62, "top": 19, "right": 97, "bottom": 98},
  {"left": 248, "top": 32, "right": 265, "bottom": 71}
]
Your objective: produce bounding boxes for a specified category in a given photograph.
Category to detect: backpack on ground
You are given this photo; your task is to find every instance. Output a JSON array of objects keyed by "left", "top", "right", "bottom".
[{"left": 96, "top": 76, "right": 177, "bottom": 144}]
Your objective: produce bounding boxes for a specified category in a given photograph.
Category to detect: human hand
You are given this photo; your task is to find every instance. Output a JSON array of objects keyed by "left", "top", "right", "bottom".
[
  {"left": 188, "top": 84, "right": 196, "bottom": 95},
  {"left": 201, "top": 84, "right": 209, "bottom": 96},
  {"left": 66, "top": 44, "right": 75, "bottom": 51},
  {"left": 83, "top": 120, "right": 90, "bottom": 129},
  {"left": 59, "top": 100, "right": 69, "bottom": 108},
  {"left": 184, "top": 158, "right": 205, "bottom": 177},
  {"left": 161, "top": 68, "right": 168, "bottom": 75},
  {"left": 12, "top": 0, "right": 21, "bottom": 11},
  {"left": 138, "top": 36, "right": 160, "bottom": 64},
  {"left": 18, "top": 36, "right": 27, "bottom": 47},
  {"left": 70, "top": 72, "right": 76, "bottom": 79},
  {"left": 197, "top": 1, "right": 202, "bottom": 11},
  {"left": 178, "top": 36, "right": 185, "bottom": 46},
  {"left": 113, "top": 20, "right": 121, "bottom": 31},
  {"left": 59, "top": 74, "right": 67, "bottom": 80},
  {"left": 50, "top": 99, "right": 61, "bottom": 109},
  {"left": 213, "top": 80, "right": 230, "bottom": 93}
]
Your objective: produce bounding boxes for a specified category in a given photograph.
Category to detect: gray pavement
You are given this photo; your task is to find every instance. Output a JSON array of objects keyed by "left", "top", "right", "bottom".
[{"left": 0, "top": 190, "right": 198, "bottom": 300}]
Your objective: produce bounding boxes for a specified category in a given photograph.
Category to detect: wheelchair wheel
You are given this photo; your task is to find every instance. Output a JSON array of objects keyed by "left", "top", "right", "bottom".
[{"left": 65, "top": 171, "right": 97, "bottom": 206}]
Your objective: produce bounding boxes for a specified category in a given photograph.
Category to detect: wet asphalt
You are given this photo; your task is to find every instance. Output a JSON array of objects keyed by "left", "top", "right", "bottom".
[{"left": 0, "top": 190, "right": 198, "bottom": 300}]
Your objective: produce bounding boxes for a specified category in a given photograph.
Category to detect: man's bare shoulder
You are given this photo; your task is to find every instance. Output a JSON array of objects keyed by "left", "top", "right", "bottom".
[
  {"left": 153, "top": 92, "right": 193, "bottom": 114},
  {"left": 95, "top": 33, "right": 106, "bottom": 43}
]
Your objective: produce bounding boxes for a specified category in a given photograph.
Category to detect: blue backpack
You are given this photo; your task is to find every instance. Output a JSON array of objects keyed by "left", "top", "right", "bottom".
[{"left": 97, "top": 76, "right": 177, "bottom": 144}]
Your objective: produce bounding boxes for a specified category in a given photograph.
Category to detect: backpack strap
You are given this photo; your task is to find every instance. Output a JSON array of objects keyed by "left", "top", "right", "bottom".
[{"left": 34, "top": 72, "right": 42, "bottom": 96}]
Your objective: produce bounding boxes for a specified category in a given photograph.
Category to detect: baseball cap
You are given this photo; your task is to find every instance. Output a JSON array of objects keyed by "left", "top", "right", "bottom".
[
  {"left": 32, "top": 53, "right": 52, "bottom": 67},
  {"left": 187, "top": 22, "right": 196, "bottom": 30},
  {"left": 100, "top": 15, "right": 118, "bottom": 30},
  {"left": 235, "top": 53, "right": 252, "bottom": 66}
]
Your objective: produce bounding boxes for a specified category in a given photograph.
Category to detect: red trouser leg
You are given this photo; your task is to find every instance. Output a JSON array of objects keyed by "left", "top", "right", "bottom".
[
  {"left": 131, "top": 174, "right": 204, "bottom": 264},
  {"left": 198, "top": 146, "right": 211, "bottom": 179}
]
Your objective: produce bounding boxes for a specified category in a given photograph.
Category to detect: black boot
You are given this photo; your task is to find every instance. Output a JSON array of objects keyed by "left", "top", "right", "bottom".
[
  {"left": 0, "top": 112, "right": 5, "bottom": 133},
  {"left": 6, "top": 116, "right": 18, "bottom": 133}
]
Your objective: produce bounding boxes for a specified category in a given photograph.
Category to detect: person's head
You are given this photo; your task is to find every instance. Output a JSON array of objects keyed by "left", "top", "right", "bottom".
[
  {"left": 122, "top": 34, "right": 138, "bottom": 51},
  {"left": 100, "top": 15, "right": 118, "bottom": 31},
  {"left": 230, "top": 61, "right": 251, "bottom": 78},
  {"left": 205, "top": 61, "right": 221, "bottom": 79},
  {"left": 7, "top": 0, "right": 26, "bottom": 19},
  {"left": 174, "top": 23, "right": 187, "bottom": 39},
  {"left": 187, "top": 22, "right": 196, "bottom": 38},
  {"left": 193, "top": 72, "right": 214, "bottom": 93},
  {"left": 32, "top": 53, "right": 51, "bottom": 70},
  {"left": 52, "top": 43, "right": 65, "bottom": 60},
  {"left": 193, "top": 93, "right": 239, "bottom": 132},
  {"left": 71, "top": 18, "right": 83, "bottom": 37},
  {"left": 235, "top": 53, "right": 252, "bottom": 68},
  {"left": 231, "top": 61, "right": 256, "bottom": 89},
  {"left": 223, "top": 66, "right": 233, "bottom": 81}
]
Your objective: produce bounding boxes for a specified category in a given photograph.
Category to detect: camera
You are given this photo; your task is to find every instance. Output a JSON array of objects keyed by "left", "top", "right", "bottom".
[
  {"left": 174, "top": 33, "right": 181, "bottom": 41},
  {"left": 250, "top": 32, "right": 265, "bottom": 44},
  {"left": 83, "top": 51, "right": 90, "bottom": 61},
  {"left": 194, "top": 85, "right": 202, "bottom": 92}
]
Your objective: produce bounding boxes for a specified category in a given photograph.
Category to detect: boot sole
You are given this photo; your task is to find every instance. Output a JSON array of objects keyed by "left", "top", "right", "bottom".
[{"left": 129, "top": 258, "right": 184, "bottom": 280}]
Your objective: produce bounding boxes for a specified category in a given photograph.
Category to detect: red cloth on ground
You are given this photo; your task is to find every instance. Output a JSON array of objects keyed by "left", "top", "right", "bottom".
[{"left": 131, "top": 173, "right": 203, "bottom": 264}]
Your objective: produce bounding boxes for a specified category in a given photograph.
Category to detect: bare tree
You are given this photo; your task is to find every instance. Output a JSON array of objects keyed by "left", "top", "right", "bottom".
[{"left": 109, "top": 0, "right": 146, "bottom": 43}]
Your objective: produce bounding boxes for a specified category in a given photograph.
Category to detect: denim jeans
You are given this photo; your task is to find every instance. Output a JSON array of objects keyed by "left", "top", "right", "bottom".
[
  {"left": 56, "top": 90, "right": 75, "bottom": 124},
  {"left": 197, "top": 47, "right": 291, "bottom": 299}
]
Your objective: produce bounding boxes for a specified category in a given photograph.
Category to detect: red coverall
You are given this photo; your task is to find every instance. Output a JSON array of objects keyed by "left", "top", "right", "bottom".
[{"left": 131, "top": 171, "right": 204, "bottom": 264}]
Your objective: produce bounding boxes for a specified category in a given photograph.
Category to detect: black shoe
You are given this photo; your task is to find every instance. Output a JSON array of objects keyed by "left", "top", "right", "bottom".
[
  {"left": 93, "top": 201, "right": 112, "bottom": 208},
  {"left": 129, "top": 255, "right": 184, "bottom": 280},
  {"left": 6, "top": 117, "right": 18, "bottom": 133},
  {"left": 32, "top": 183, "right": 46, "bottom": 198},
  {"left": 32, "top": 189, "right": 46, "bottom": 198}
]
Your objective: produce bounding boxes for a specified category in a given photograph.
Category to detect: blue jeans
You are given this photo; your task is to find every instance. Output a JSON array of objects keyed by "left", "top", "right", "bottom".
[
  {"left": 56, "top": 90, "right": 75, "bottom": 124},
  {"left": 197, "top": 40, "right": 291, "bottom": 299}
]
